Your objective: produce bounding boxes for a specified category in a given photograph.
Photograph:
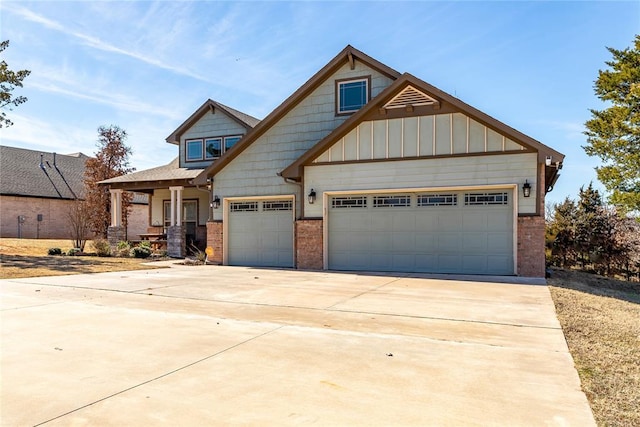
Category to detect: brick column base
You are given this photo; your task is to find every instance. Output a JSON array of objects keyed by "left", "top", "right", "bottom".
[
  {"left": 296, "top": 219, "right": 323, "bottom": 270},
  {"left": 206, "top": 221, "right": 223, "bottom": 264},
  {"left": 107, "top": 226, "right": 126, "bottom": 254},
  {"left": 517, "top": 216, "right": 546, "bottom": 277},
  {"left": 167, "top": 225, "right": 185, "bottom": 258}
]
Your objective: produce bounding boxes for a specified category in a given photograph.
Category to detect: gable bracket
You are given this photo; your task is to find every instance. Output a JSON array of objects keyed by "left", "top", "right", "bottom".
[{"left": 348, "top": 52, "right": 355, "bottom": 70}]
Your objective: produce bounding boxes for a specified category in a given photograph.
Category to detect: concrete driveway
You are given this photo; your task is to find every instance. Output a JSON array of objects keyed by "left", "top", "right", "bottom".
[{"left": 1, "top": 264, "right": 594, "bottom": 426}]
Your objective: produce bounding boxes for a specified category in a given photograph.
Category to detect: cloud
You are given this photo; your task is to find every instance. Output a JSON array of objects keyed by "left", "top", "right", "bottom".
[
  {"left": 2, "top": 3, "right": 212, "bottom": 83},
  {"left": 1, "top": 113, "right": 97, "bottom": 154}
]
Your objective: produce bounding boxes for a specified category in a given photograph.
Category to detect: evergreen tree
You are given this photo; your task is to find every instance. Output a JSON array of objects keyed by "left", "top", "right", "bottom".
[
  {"left": 584, "top": 35, "right": 640, "bottom": 213},
  {"left": 0, "top": 40, "right": 31, "bottom": 128}
]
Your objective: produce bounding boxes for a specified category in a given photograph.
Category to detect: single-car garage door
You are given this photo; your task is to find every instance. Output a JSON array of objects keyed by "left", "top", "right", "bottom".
[
  {"left": 328, "top": 190, "right": 514, "bottom": 275},
  {"left": 227, "top": 199, "right": 294, "bottom": 267}
]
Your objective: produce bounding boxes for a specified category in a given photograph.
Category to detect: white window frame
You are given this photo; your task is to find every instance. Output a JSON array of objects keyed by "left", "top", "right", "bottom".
[{"left": 186, "top": 139, "right": 204, "bottom": 161}]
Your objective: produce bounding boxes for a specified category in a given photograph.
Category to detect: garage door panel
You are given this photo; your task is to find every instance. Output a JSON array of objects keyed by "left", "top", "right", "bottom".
[
  {"left": 462, "top": 233, "right": 488, "bottom": 251},
  {"left": 228, "top": 200, "right": 293, "bottom": 268},
  {"left": 329, "top": 191, "right": 514, "bottom": 275}
]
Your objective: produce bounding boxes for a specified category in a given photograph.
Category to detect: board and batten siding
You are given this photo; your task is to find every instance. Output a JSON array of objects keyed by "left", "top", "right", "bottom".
[
  {"left": 304, "top": 152, "right": 538, "bottom": 217},
  {"left": 179, "top": 111, "right": 249, "bottom": 168},
  {"left": 212, "top": 62, "right": 396, "bottom": 220},
  {"left": 314, "top": 113, "right": 525, "bottom": 163}
]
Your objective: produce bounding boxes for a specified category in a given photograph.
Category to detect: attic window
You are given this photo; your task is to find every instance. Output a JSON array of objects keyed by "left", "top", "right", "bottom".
[{"left": 336, "top": 76, "right": 370, "bottom": 115}]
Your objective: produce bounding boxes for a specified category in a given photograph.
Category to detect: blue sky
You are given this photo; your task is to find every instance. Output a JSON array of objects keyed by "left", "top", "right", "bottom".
[{"left": 1, "top": 1, "right": 638, "bottom": 206}]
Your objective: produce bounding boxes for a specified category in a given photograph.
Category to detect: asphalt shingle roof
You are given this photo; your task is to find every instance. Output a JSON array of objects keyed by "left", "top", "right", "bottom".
[
  {"left": 99, "top": 157, "right": 203, "bottom": 184},
  {"left": 0, "top": 146, "right": 89, "bottom": 200}
]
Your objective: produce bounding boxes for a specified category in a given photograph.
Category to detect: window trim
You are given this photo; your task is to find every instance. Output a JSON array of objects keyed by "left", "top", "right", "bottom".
[
  {"left": 185, "top": 134, "right": 243, "bottom": 163},
  {"left": 186, "top": 139, "right": 204, "bottom": 161},
  {"left": 335, "top": 75, "right": 371, "bottom": 116},
  {"left": 163, "top": 199, "right": 199, "bottom": 227}
]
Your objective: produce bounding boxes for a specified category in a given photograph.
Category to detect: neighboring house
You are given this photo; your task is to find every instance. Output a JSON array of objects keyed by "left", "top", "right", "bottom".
[
  {"left": 0, "top": 146, "right": 148, "bottom": 240},
  {"left": 102, "top": 45, "right": 564, "bottom": 277}
]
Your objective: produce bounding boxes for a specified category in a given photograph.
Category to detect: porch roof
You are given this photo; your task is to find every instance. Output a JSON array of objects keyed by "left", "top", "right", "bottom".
[{"left": 99, "top": 157, "right": 204, "bottom": 192}]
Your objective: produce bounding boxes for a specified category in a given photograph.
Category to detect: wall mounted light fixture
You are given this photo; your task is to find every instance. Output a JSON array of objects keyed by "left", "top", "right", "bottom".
[
  {"left": 308, "top": 189, "right": 316, "bottom": 204},
  {"left": 522, "top": 180, "right": 531, "bottom": 198},
  {"left": 212, "top": 195, "right": 221, "bottom": 209}
]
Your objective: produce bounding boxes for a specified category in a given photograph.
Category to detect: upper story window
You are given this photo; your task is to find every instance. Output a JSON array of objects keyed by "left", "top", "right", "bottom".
[
  {"left": 186, "top": 140, "right": 203, "bottom": 161},
  {"left": 186, "top": 135, "right": 242, "bottom": 162},
  {"left": 336, "top": 76, "right": 370, "bottom": 115}
]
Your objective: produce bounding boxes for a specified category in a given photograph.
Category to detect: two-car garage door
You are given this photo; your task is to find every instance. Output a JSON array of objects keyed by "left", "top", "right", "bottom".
[{"left": 328, "top": 190, "right": 514, "bottom": 275}]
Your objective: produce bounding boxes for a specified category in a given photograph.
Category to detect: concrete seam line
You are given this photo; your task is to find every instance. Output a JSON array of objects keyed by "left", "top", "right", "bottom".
[
  {"left": 33, "top": 325, "right": 284, "bottom": 426},
  {"left": 325, "top": 277, "right": 404, "bottom": 309}
]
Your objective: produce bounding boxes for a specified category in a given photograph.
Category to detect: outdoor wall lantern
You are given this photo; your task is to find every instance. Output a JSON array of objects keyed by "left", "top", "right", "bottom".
[
  {"left": 522, "top": 180, "right": 532, "bottom": 198},
  {"left": 308, "top": 189, "right": 317, "bottom": 204},
  {"left": 212, "top": 195, "right": 221, "bottom": 209}
]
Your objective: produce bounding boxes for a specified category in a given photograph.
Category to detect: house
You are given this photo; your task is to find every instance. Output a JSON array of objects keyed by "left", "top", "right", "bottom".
[
  {"left": 102, "top": 45, "right": 563, "bottom": 277},
  {"left": 0, "top": 146, "right": 148, "bottom": 240}
]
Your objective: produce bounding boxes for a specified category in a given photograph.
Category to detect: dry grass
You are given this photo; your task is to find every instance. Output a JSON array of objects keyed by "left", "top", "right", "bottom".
[
  {"left": 548, "top": 268, "right": 640, "bottom": 427},
  {"left": 0, "top": 238, "right": 163, "bottom": 279}
]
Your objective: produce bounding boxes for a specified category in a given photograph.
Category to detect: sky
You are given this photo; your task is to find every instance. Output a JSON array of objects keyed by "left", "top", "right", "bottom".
[{"left": 1, "top": 0, "right": 638, "bottom": 207}]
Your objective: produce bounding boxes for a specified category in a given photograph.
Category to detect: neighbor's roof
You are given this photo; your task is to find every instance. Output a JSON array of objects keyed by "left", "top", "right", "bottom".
[
  {"left": 100, "top": 157, "right": 203, "bottom": 184},
  {"left": 0, "top": 145, "right": 89, "bottom": 200},
  {"left": 166, "top": 99, "right": 261, "bottom": 145}
]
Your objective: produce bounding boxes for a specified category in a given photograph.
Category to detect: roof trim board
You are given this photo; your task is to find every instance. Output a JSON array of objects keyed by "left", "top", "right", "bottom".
[
  {"left": 193, "top": 45, "right": 401, "bottom": 185},
  {"left": 166, "top": 99, "right": 260, "bottom": 145},
  {"left": 280, "top": 73, "right": 565, "bottom": 180}
]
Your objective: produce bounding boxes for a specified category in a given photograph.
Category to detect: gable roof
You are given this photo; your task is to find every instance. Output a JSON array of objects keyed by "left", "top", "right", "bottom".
[
  {"left": 166, "top": 99, "right": 260, "bottom": 145},
  {"left": 281, "top": 73, "right": 565, "bottom": 180},
  {"left": 0, "top": 146, "right": 89, "bottom": 200},
  {"left": 193, "top": 45, "right": 401, "bottom": 185}
]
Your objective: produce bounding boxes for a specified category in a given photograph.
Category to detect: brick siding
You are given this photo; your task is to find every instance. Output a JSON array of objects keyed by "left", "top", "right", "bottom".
[
  {"left": 206, "top": 221, "right": 223, "bottom": 264},
  {"left": 295, "top": 219, "right": 323, "bottom": 270},
  {"left": 517, "top": 216, "right": 546, "bottom": 277},
  {"left": 0, "top": 195, "right": 147, "bottom": 240}
]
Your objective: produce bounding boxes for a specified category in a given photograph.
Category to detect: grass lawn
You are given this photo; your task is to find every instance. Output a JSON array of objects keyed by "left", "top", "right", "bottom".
[
  {"left": 548, "top": 268, "right": 639, "bottom": 427},
  {"left": 0, "top": 238, "right": 164, "bottom": 279},
  {"left": 1, "top": 239, "right": 638, "bottom": 425}
]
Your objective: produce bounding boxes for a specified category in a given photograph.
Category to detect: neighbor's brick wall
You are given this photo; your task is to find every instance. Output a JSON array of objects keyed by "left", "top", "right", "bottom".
[
  {"left": 0, "top": 195, "right": 147, "bottom": 240},
  {"left": 295, "top": 219, "right": 323, "bottom": 270},
  {"left": 517, "top": 216, "right": 546, "bottom": 277},
  {"left": 206, "top": 221, "right": 223, "bottom": 264},
  {"left": 125, "top": 204, "right": 149, "bottom": 240},
  {"left": 1, "top": 195, "right": 80, "bottom": 239}
]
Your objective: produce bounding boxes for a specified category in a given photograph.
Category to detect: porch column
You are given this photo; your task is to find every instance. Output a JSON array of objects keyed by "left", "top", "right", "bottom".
[
  {"left": 167, "top": 186, "right": 185, "bottom": 257},
  {"left": 107, "top": 188, "right": 125, "bottom": 254},
  {"left": 110, "top": 189, "right": 123, "bottom": 227}
]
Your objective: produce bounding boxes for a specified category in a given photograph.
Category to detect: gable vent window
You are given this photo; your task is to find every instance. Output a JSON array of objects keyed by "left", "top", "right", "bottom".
[
  {"left": 332, "top": 196, "right": 367, "bottom": 209},
  {"left": 418, "top": 194, "right": 458, "bottom": 207},
  {"left": 336, "top": 77, "right": 370, "bottom": 115},
  {"left": 373, "top": 195, "right": 411, "bottom": 208},
  {"left": 464, "top": 192, "right": 509, "bottom": 206}
]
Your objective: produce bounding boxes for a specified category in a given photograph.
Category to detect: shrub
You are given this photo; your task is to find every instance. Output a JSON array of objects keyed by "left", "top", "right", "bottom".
[
  {"left": 130, "top": 245, "right": 151, "bottom": 259},
  {"left": 115, "top": 241, "right": 131, "bottom": 257},
  {"left": 92, "top": 239, "right": 111, "bottom": 257},
  {"left": 67, "top": 248, "right": 81, "bottom": 256},
  {"left": 48, "top": 248, "right": 62, "bottom": 256}
]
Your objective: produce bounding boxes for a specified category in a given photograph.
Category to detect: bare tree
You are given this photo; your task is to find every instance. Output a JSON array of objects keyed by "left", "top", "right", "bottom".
[
  {"left": 67, "top": 200, "right": 91, "bottom": 251},
  {"left": 84, "top": 125, "right": 134, "bottom": 238}
]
